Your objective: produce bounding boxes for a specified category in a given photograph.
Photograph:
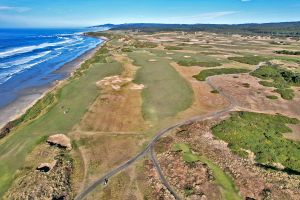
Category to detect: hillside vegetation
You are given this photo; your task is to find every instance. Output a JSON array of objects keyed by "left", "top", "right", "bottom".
[{"left": 212, "top": 112, "right": 300, "bottom": 172}]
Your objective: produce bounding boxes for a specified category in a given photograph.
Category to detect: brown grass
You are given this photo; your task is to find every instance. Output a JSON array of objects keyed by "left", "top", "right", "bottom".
[{"left": 79, "top": 54, "right": 148, "bottom": 132}]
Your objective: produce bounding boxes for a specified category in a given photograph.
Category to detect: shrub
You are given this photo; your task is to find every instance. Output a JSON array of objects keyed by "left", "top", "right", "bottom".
[
  {"left": 193, "top": 68, "right": 250, "bottom": 81},
  {"left": 251, "top": 65, "right": 300, "bottom": 100},
  {"left": 274, "top": 50, "right": 300, "bottom": 55},
  {"left": 178, "top": 59, "right": 221, "bottom": 67},
  {"left": 212, "top": 111, "right": 300, "bottom": 172},
  {"left": 266, "top": 95, "right": 278, "bottom": 100},
  {"left": 228, "top": 56, "right": 270, "bottom": 65},
  {"left": 164, "top": 46, "right": 183, "bottom": 50}
]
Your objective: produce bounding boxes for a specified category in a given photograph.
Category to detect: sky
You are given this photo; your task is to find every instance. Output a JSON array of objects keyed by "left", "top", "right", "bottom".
[{"left": 0, "top": 0, "right": 299, "bottom": 28}]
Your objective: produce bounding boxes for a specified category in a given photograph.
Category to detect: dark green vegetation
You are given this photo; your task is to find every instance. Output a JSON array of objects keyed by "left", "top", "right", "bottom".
[
  {"left": 274, "top": 50, "right": 300, "bottom": 55},
  {"left": 97, "top": 22, "right": 300, "bottom": 37},
  {"left": 212, "top": 111, "right": 300, "bottom": 172},
  {"left": 164, "top": 46, "right": 183, "bottom": 50},
  {"left": 228, "top": 56, "right": 270, "bottom": 65},
  {"left": 121, "top": 47, "right": 133, "bottom": 52},
  {"left": 211, "top": 90, "right": 220, "bottom": 94},
  {"left": 251, "top": 65, "right": 300, "bottom": 100},
  {"left": 193, "top": 68, "right": 250, "bottom": 81},
  {"left": 133, "top": 41, "right": 158, "bottom": 48},
  {"left": 178, "top": 59, "right": 221, "bottom": 67},
  {"left": 242, "top": 83, "right": 250, "bottom": 88},
  {"left": 172, "top": 143, "right": 240, "bottom": 200},
  {"left": 266, "top": 95, "right": 279, "bottom": 100},
  {"left": 128, "top": 51, "right": 193, "bottom": 121},
  {"left": 0, "top": 48, "right": 123, "bottom": 196}
]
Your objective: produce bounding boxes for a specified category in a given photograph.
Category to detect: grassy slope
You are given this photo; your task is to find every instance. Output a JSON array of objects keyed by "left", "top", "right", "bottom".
[
  {"left": 128, "top": 51, "right": 193, "bottom": 121},
  {"left": 0, "top": 62, "right": 123, "bottom": 196},
  {"left": 212, "top": 111, "right": 300, "bottom": 172}
]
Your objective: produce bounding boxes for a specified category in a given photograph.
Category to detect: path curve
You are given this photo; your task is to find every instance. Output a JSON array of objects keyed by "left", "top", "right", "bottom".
[{"left": 74, "top": 70, "right": 250, "bottom": 200}]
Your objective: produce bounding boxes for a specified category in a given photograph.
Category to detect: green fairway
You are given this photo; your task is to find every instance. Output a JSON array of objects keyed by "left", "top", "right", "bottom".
[
  {"left": 148, "top": 49, "right": 227, "bottom": 64},
  {"left": 127, "top": 51, "right": 193, "bottom": 121},
  {"left": 193, "top": 68, "right": 251, "bottom": 81},
  {"left": 0, "top": 61, "right": 123, "bottom": 196}
]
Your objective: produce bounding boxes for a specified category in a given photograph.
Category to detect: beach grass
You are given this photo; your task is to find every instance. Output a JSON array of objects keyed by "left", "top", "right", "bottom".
[
  {"left": 0, "top": 54, "right": 123, "bottom": 197},
  {"left": 127, "top": 51, "right": 193, "bottom": 121}
]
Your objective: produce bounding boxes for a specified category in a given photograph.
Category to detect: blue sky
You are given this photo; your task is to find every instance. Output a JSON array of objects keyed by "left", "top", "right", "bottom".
[{"left": 0, "top": 0, "right": 299, "bottom": 28}]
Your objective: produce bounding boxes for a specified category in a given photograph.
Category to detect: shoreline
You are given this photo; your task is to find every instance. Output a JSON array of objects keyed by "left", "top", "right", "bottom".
[{"left": 0, "top": 36, "right": 106, "bottom": 130}]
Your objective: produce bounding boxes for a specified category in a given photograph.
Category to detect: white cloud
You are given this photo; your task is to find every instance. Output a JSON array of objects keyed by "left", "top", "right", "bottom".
[{"left": 0, "top": 6, "right": 30, "bottom": 12}]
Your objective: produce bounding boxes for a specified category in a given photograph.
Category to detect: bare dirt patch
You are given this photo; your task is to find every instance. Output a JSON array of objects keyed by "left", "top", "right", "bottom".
[{"left": 209, "top": 74, "right": 300, "bottom": 118}]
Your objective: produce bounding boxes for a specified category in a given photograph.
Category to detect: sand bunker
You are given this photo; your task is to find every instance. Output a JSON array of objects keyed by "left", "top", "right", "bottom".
[
  {"left": 97, "top": 76, "right": 133, "bottom": 91},
  {"left": 148, "top": 59, "right": 157, "bottom": 62},
  {"left": 184, "top": 55, "right": 191, "bottom": 58},
  {"left": 166, "top": 52, "right": 174, "bottom": 55},
  {"left": 130, "top": 84, "right": 145, "bottom": 90},
  {"left": 47, "top": 134, "right": 72, "bottom": 150}
]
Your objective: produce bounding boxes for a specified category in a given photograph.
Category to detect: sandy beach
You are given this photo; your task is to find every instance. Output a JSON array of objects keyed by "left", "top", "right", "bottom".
[{"left": 0, "top": 38, "right": 106, "bottom": 129}]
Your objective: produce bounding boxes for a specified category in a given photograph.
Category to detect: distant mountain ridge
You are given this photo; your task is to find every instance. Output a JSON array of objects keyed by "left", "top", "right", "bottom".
[{"left": 90, "top": 22, "right": 300, "bottom": 36}]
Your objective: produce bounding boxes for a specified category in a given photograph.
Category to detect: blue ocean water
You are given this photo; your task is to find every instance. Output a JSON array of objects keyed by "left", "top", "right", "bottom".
[{"left": 0, "top": 28, "right": 102, "bottom": 109}]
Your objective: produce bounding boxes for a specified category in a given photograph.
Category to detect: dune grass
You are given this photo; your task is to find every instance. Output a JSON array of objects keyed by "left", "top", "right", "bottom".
[
  {"left": 193, "top": 68, "right": 250, "bottom": 81},
  {"left": 0, "top": 59, "right": 123, "bottom": 197},
  {"left": 212, "top": 111, "right": 300, "bottom": 172},
  {"left": 128, "top": 51, "right": 193, "bottom": 121}
]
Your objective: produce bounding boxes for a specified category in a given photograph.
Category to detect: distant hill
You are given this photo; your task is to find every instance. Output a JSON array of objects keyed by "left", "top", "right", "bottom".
[{"left": 90, "top": 22, "right": 300, "bottom": 37}]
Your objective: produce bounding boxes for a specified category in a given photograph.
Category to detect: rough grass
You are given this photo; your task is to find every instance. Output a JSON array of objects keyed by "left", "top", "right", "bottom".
[
  {"left": 274, "top": 50, "right": 300, "bottom": 55},
  {"left": 193, "top": 68, "right": 250, "bottom": 81},
  {"left": 172, "top": 143, "right": 240, "bottom": 199},
  {"left": 212, "top": 111, "right": 300, "bottom": 172},
  {"left": 133, "top": 41, "right": 158, "bottom": 48},
  {"left": 128, "top": 51, "right": 193, "bottom": 121},
  {"left": 172, "top": 143, "right": 191, "bottom": 153},
  {"left": 200, "top": 156, "right": 241, "bottom": 200},
  {"left": 177, "top": 59, "right": 221, "bottom": 67},
  {"left": 228, "top": 56, "right": 270, "bottom": 65},
  {"left": 164, "top": 46, "right": 183, "bottom": 50},
  {"left": 0, "top": 59, "right": 123, "bottom": 197}
]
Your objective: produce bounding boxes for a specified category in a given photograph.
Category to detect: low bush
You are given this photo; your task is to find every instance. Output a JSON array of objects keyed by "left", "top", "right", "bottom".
[
  {"left": 212, "top": 111, "right": 300, "bottom": 172},
  {"left": 164, "top": 46, "right": 183, "bottom": 50},
  {"left": 228, "top": 56, "right": 270, "bottom": 65},
  {"left": 274, "top": 50, "right": 300, "bottom": 55},
  {"left": 178, "top": 59, "right": 221, "bottom": 67},
  {"left": 193, "top": 68, "right": 250, "bottom": 81}
]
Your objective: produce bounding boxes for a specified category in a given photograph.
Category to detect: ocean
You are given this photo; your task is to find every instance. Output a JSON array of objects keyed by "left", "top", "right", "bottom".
[{"left": 0, "top": 28, "right": 102, "bottom": 110}]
